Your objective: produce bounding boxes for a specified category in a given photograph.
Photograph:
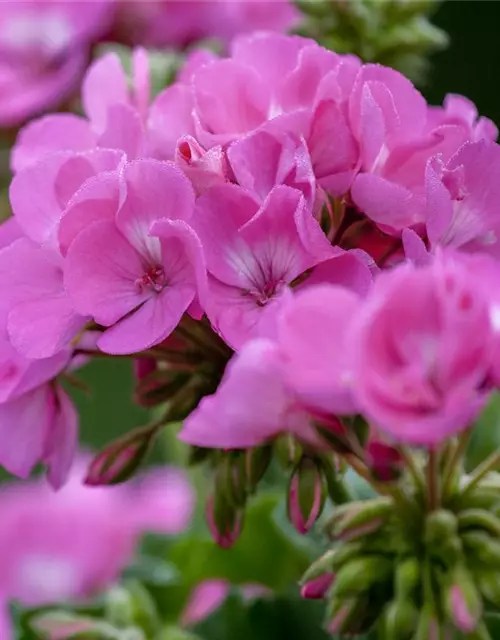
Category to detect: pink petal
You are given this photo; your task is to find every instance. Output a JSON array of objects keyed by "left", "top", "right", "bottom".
[
  {"left": 148, "top": 84, "right": 196, "bottom": 160},
  {"left": 97, "top": 286, "right": 194, "bottom": 355},
  {"left": 44, "top": 387, "right": 78, "bottom": 490},
  {"left": 116, "top": 159, "right": 195, "bottom": 254},
  {"left": 82, "top": 53, "right": 129, "bottom": 133},
  {"left": 0, "top": 385, "right": 51, "bottom": 479},
  {"left": 97, "top": 103, "right": 144, "bottom": 159},
  {"left": 279, "top": 284, "right": 361, "bottom": 414},
  {"left": 11, "top": 114, "right": 95, "bottom": 173},
  {"left": 65, "top": 219, "right": 147, "bottom": 325},
  {"left": 58, "top": 169, "right": 121, "bottom": 255},
  {"left": 179, "top": 339, "right": 290, "bottom": 448},
  {"left": 193, "top": 59, "right": 269, "bottom": 143},
  {"left": 10, "top": 149, "right": 124, "bottom": 245}
]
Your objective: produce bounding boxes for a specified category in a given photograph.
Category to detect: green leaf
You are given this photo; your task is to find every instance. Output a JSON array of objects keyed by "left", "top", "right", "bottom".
[{"left": 466, "top": 393, "right": 500, "bottom": 471}]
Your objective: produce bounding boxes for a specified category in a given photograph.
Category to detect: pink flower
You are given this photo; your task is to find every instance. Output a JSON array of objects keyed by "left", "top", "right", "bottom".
[
  {"left": 65, "top": 159, "right": 206, "bottom": 355},
  {"left": 354, "top": 253, "right": 495, "bottom": 444},
  {"left": 425, "top": 141, "right": 500, "bottom": 257},
  {"left": 0, "top": 0, "right": 113, "bottom": 128},
  {"left": 193, "top": 183, "right": 332, "bottom": 349},
  {"left": 349, "top": 68, "right": 493, "bottom": 234},
  {"left": 0, "top": 461, "right": 193, "bottom": 615}
]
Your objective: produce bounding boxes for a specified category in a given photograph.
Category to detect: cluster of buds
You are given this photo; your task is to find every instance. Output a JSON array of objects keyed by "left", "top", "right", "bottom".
[
  {"left": 300, "top": 450, "right": 500, "bottom": 638},
  {"left": 294, "top": 0, "right": 448, "bottom": 84}
]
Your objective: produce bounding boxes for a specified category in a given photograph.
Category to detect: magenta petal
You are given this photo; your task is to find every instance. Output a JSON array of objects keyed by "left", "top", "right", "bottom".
[
  {"left": 65, "top": 219, "right": 147, "bottom": 325},
  {"left": 11, "top": 114, "right": 96, "bottom": 173}
]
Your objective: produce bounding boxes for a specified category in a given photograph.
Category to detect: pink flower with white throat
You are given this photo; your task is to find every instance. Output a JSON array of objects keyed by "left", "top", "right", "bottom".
[{"left": 65, "top": 159, "right": 206, "bottom": 355}]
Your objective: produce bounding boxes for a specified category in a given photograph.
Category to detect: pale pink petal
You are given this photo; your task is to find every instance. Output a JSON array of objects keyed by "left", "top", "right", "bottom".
[
  {"left": 148, "top": 84, "right": 196, "bottom": 160},
  {"left": 179, "top": 339, "right": 289, "bottom": 448},
  {"left": 44, "top": 387, "right": 78, "bottom": 490},
  {"left": 182, "top": 580, "right": 230, "bottom": 627},
  {"left": 279, "top": 285, "right": 361, "bottom": 414},
  {"left": 11, "top": 114, "right": 95, "bottom": 173},
  {"left": 58, "top": 170, "right": 121, "bottom": 255},
  {"left": 116, "top": 159, "right": 195, "bottom": 254},
  {"left": 97, "top": 286, "right": 194, "bottom": 355},
  {"left": 0, "top": 386, "right": 51, "bottom": 479},
  {"left": 97, "top": 103, "right": 144, "bottom": 159},
  {"left": 82, "top": 53, "right": 129, "bottom": 133},
  {"left": 65, "top": 220, "right": 147, "bottom": 325}
]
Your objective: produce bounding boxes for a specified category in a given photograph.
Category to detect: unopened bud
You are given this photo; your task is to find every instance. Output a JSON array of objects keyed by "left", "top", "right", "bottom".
[
  {"left": 462, "top": 531, "right": 500, "bottom": 568},
  {"left": 275, "top": 434, "right": 302, "bottom": 468},
  {"left": 425, "top": 510, "right": 462, "bottom": 567},
  {"left": 326, "top": 597, "right": 363, "bottom": 635},
  {"left": 206, "top": 495, "right": 242, "bottom": 549},
  {"left": 331, "top": 555, "right": 392, "bottom": 598},
  {"left": 85, "top": 424, "right": 157, "bottom": 486},
  {"left": 366, "top": 441, "right": 403, "bottom": 482},
  {"left": 413, "top": 604, "right": 441, "bottom": 640},
  {"left": 328, "top": 496, "right": 393, "bottom": 541},
  {"left": 445, "top": 565, "right": 482, "bottom": 634},
  {"left": 245, "top": 445, "right": 272, "bottom": 491},
  {"left": 287, "top": 457, "right": 326, "bottom": 534},
  {"left": 474, "top": 569, "right": 500, "bottom": 609},
  {"left": 216, "top": 453, "right": 247, "bottom": 508},
  {"left": 300, "top": 573, "right": 335, "bottom": 600},
  {"left": 381, "top": 599, "right": 418, "bottom": 640},
  {"left": 395, "top": 558, "right": 420, "bottom": 600},
  {"left": 458, "top": 509, "right": 500, "bottom": 538},
  {"left": 300, "top": 550, "right": 336, "bottom": 584}
]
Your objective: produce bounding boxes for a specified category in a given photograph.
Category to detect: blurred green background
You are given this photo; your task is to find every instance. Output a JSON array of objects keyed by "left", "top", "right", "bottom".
[{"left": 70, "top": 1, "right": 500, "bottom": 457}]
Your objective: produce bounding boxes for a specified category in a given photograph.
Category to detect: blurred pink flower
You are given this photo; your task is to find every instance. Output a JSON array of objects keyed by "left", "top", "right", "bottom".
[{"left": 0, "top": 459, "right": 194, "bottom": 637}]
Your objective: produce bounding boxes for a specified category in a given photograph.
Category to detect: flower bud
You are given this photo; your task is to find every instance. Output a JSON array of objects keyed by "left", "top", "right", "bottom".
[
  {"left": 216, "top": 453, "right": 247, "bottom": 508},
  {"left": 413, "top": 604, "right": 441, "bottom": 640},
  {"left": 381, "top": 600, "right": 418, "bottom": 640},
  {"left": 300, "top": 573, "right": 335, "bottom": 600},
  {"left": 300, "top": 550, "right": 336, "bottom": 584},
  {"left": 445, "top": 565, "right": 482, "bottom": 633},
  {"left": 458, "top": 509, "right": 500, "bottom": 537},
  {"left": 474, "top": 569, "right": 500, "bottom": 609},
  {"left": 206, "top": 495, "right": 242, "bottom": 549},
  {"left": 366, "top": 441, "right": 403, "bottom": 482},
  {"left": 326, "top": 597, "right": 364, "bottom": 635},
  {"left": 245, "top": 445, "right": 272, "bottom": 491},
  {"left": 328, "top": 496, "right": 393, "bottom": 541},
  {"left": 85, "top": 424, "right": 157, "bottom": 486},
  {"left": 462, "top": 531, "right": 500, "bottom": 568},
  {"left": 395, "top": 558, "right": 420, "bottom": 600},
  {"left": 287, "top": 457, "right": 326, "bottom": 534},
  {"left": 331, "top": 555, "right": 393, "bottom": 599},
  {"left": 275, "top": 434, "right": 302, "bottom": 468},
  {"left": 425, "top": 510, "right": 462, "bottom": 567}
]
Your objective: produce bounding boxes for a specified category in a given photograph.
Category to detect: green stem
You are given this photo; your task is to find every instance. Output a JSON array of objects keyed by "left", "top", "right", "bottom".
[
  {"left": 461, "top": 449, "right": 500, "bottom": 499},
  {"left": 400, "top": 446, "right": 425, "bottom": 494},
  {"left": 441, "top": 430, "right": 472, "bottom": 500},
  {"left": 426, "top": 448, "right": 440, "bottom": 511}
]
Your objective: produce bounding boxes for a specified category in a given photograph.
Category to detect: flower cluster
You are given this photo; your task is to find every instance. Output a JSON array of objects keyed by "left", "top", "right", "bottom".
[
  {"left": 2, "top": 31, "right": 500, "bottom": 487},
  {"left": 4, "top": 30, "right": 500, "bottom": 637}
]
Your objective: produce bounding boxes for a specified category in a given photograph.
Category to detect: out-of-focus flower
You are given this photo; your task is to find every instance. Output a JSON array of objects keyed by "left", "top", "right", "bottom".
[
  {"left": 0, "top": 459, "right": 194, "bottom": 638},
  {"left": 0, "top": 0, "right": 114, "bottom": 128}
]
